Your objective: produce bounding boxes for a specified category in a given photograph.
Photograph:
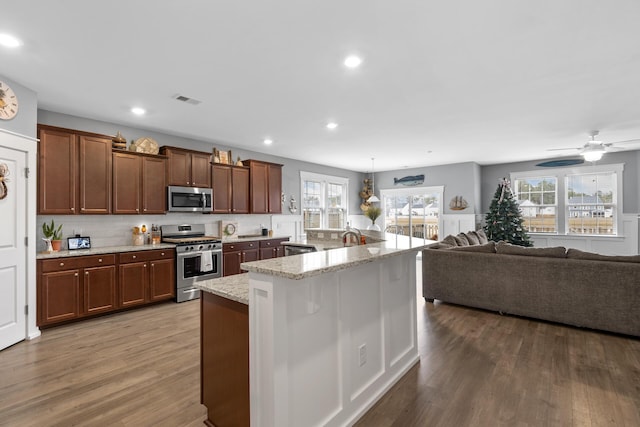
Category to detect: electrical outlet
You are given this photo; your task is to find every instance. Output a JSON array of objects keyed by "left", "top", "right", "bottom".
[
  {"left": 318, "top": 233, "right": 324, "bottom": 239},
  {"left": 358, "top": 343, "right": 367, "bottom": 367},
  {"left": 331, "top": 233, "right": 338, "bottom": 240}
]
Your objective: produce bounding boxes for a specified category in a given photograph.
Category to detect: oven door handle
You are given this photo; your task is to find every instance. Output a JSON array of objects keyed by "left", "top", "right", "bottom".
[{"left": 182, "top": 287, "right": 199, "bottom": 294}]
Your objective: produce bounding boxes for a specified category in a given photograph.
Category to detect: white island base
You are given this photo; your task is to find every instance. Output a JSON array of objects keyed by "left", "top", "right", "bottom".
[{"left": 248, "top": 250, "right": 420, "bottom": 427}]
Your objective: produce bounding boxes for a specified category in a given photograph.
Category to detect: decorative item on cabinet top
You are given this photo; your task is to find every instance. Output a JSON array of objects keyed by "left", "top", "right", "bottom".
[
  {"left": 129, "top": 137, "right": 159, "bottom": 154},
  {"left": 112, "top": 131, "right": 127, "bottom": 150},
  {"left": 212, "top": 148, "right": 233, "bottom": 165}
]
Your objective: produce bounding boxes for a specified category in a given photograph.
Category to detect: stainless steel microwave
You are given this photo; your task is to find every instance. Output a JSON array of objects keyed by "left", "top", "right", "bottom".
[{"left": 167, "top": 186, "right": 213, "bottom": 213}]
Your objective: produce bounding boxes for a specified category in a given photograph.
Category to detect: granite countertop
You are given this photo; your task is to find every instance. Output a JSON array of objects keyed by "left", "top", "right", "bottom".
[
  {"left": 241, "top": 232, "right": 434, "bottom": 280},
  {"left": 36, "top": 243, "right": 177, "bottom": 259},
  {"left": 194, "top": 274, "right": 249, "bottom": 305}
]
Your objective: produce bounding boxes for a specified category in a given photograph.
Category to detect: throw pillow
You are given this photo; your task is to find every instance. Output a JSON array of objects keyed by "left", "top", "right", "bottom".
[
  {"left": 450, "top": 241, "right": 496, "bottom": 253},
  {"left": 426, "top": 242, "right": 455, "bottom": 250},
  {"left": 465, "top": 231, "right": 480, "bottom": 245},
  {"left": 475, "top": 229, "right": 489, "bottom": 244},
  {"left": 496, "top": 241, "right": 567, "bottom": 258},
  {"left": 566, "top": 248, "right": 640, "bottom": 263},
  {"left": 454, "top": 233, "right": 470, "bottom": 246},
  {"left": 441, "top": 235, "right": 459, "bottom": 247}
]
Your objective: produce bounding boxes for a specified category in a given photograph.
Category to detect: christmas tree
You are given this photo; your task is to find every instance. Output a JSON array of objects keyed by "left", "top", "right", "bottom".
[{"left": 484, "top": 178, "right": 533, "bottom": 246}]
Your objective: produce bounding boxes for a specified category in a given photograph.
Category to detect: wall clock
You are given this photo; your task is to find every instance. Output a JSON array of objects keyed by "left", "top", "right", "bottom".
[{"left": 0, "top": 80, "right": 18, "bottom": 120}]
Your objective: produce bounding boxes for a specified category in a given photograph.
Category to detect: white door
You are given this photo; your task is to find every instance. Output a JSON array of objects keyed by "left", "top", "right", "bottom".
[{"left": 0, "top": 142, "right": 27, "bottom": 350}]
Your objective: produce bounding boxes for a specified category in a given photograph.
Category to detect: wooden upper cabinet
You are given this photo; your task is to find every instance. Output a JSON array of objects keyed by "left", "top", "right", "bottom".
[
  {"left": 112, "top": 153, "right": 141, "bottom": 214},
  {"left": 79, "top": 135, "right": 112, "bottom": 214},
  {"left": 212, "top": 164, "right": 232, "bottom": 213},
  {"left": 191, "top": 152, "right": 212, "bottom": 188},
  {"left": 212, "top": 164, "right": 250, "bottom": 214},
  {"left": 38, "top": 125, "right": 112, "bottom": 215},
  {"left": 162, "top": 146, "right": 211, "bottom": 188},
  {"left": 113, "top": 152, "right": 166, "bottom": 214},
  {"left": 267, "top": 163, "right": 282, "bottom": 214},
  {"left": 245, "top": 160, "right": 283, "bottom": 214},
  {"left": 232, "top": 167, "right": 250, "bottom": 214},
  {"left": 142, "top": 156, "right": 166, "bottom": 214},
  {"left": 38, "top": 127, "right": 77, "bottom": 214}
]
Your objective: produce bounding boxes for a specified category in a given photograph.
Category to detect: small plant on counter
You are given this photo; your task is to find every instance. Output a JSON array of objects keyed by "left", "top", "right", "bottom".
[
  {"left": 365, "top": 206, "right": 382, "bottom": 225},
  {"left": 42, "top": 219, "right": 63, "bottom": 240}
]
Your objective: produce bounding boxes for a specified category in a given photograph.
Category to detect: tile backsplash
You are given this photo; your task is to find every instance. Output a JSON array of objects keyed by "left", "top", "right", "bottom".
[{"left": 36, "top": 213, "right": 278, "bottom": 252}]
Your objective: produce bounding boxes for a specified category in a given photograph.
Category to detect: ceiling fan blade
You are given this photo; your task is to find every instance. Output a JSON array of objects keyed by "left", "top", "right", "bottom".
[
  {"left": 611, "top": 138, "right": 640, "bottom": 145},
  {"left": 547, "top": 147, "right": 579, "bottom": 152}
]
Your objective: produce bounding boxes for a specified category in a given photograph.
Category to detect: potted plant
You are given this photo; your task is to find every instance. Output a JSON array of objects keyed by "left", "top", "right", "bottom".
[
  {"left": 42, "top": 219, "right": 63, "bottom": 252},
  {"left": 365, "top": 206, "right": 382, "bottom": 231}
]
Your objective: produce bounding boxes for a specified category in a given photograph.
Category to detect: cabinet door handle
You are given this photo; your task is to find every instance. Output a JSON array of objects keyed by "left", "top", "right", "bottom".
[
  {"left": 98, "top": 258, "right": 102, "bottom": 262},
  {"left": 151, "top": 263, "right": 154, "bottom": 267},
  {"left": 161, "top": 252, "right": 165, "bottom": 256},
  {"left": 144, "top": 208, "right": 147, "bottom": 212},
  {"left": 71, "top": 207, "right": 75, "bottom": 211},
  {"left": 132, "top": 255, "right": 137, "bottom": 259},
  {"left": 136, "top": 208, "right": 139, "bottom": 212},
  {"left": 144, "top": 264, "right": 147, "bottom": 267},
  {"left": 59, "top": 262, "right": 64, "bottom": 266},
  {"left": 85, "top": 272, "right": 89, "bottom": 275},
  {"left": 74, "top": 273, "right": 78, "bottom": 277},
  {"left": 81, "top": 207, "right": 85, "bottom": 211},
  {"left": 187, "top": 181, "right": 190, "bottom": 185}
]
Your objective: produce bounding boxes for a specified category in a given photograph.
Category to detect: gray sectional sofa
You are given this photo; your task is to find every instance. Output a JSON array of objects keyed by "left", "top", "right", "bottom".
[{"left": 422, "top": 232, "right": 640, "bottom": 337}]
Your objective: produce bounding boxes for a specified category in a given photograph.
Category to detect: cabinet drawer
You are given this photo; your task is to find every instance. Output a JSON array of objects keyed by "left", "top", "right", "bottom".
[
  {"left": 223, "top": 241, "right": 258, "bottom": 252},
  {"left": 259, "top": 238, "right": 289, "bottom": 248},
  {"left": 41, "top": 254, "right": 116, "bottom": 273},
  {"left": 119, "top": 249, "right": 175, "bottom": 264}
]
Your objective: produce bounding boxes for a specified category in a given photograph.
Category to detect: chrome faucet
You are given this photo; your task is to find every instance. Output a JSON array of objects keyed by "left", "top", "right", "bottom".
[{"left": 342, "top": 227, "right": 362, "bottom": 247}]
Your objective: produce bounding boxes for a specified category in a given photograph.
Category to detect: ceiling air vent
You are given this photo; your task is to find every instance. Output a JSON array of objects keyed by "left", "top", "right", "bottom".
[{"left": 172, "top": 94, "right": 202, "bottom": 105}]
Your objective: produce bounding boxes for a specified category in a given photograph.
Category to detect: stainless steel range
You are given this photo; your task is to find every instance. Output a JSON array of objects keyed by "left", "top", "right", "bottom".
[{"left": 161, "top": 224, "right": 222, "bottom": 303}]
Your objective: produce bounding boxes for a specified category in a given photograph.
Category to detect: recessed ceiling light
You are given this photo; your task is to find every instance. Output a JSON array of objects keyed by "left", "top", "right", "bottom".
[
  {"left": 263, "top": 138, "right": 273, "bottom": 145},
  {"left": 0, "top": 33, "right": 22, "bottom": 48},
  {"left": 131, "top": 107, "right": 146, "bottom": 116},
  {"left": 343, "top": 55, "right": 362, "bottom": 69},
  {"left": 326, "top": 122, "right": 338, "bottom": 130}
]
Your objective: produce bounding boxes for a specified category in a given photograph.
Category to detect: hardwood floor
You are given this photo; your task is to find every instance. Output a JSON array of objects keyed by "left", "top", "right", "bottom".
[{"left": 1, "top": 285, "right": 639, "bottom": 426}]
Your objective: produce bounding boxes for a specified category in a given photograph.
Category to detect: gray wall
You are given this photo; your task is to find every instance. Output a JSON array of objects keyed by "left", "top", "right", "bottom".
[
  {"left": 0, "top": 74, "right": 37, "bottom": 138},
  {"left": 374, "top": 162, "right": 481, "bottom": 214},
  {"left": 481, "top": 152, "right": 640, "bottom": 214},
  {"left": 38, "top": 110, "right": 365, "bottom": 213}
]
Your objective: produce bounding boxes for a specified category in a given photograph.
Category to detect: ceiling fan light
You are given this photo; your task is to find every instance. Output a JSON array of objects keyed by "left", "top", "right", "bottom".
[{"left": 582, "top": 150, "right": 603, "bottom": 162}]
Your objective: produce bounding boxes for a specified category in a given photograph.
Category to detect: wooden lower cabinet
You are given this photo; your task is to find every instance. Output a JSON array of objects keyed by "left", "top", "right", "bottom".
[
  {"left": 223, "top": 238, "right": 288, "bottom": 276},
  {"left": 258, "top": 238, "right": 288, "bottom": 260},
  {"left": 40, "top": 269, "right": 81, "bottom": 325},
  {"left": 201, "top": 292, "right": 249, "bottom": 426},
  {"left": 119, "top": 249, "right": 175, "bottom": 307},
  {"left": 83, "top": 265, "right": 117, "bottom": 315},
  {"left": 222, "top": 241, "right": 259, "bottom": 277},
  {"left": 37, "top": 249, "right": 175, "bottom": 327}
]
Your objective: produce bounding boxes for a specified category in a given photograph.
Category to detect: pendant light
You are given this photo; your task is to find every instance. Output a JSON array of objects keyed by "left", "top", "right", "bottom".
[{"left": 367, "top": 157, "right": 380, "bottom": 203}]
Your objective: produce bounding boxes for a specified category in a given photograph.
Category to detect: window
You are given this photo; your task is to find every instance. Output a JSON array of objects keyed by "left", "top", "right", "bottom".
[
  {"left": 301, "top": 172, "right": 348, "bottom": 229},
  {"left": 513, "top": 177, "right": 558, "bottom": 233},
  {"left": 566, "top": 172, "right": 616, "bottom": 235},
  {"left": 380, "top": 186, "right": 443, "bottom": 241},
  {"left": 511, "top": 164, "right": 622, "bottom": 236}
]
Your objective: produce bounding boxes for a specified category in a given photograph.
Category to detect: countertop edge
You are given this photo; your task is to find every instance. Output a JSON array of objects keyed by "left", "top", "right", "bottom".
[
  {"left": 36, "top": 243, "right": 177, "bottom": 259},
  {"left": 194, "top": 274, "right": 249, "bottom": 305}
]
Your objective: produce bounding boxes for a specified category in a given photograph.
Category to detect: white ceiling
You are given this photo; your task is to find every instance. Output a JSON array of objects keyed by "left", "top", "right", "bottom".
[{"left": 3, "top": 1, "right": 640, "bottom": 172}]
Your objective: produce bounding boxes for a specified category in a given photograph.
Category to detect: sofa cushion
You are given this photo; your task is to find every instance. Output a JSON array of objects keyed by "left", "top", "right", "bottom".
[
  {"left": 566, "top": 248, "right": 640, "bottom": 263},
  {"left": 475, "top": 229, "right": 489, "bottom": 244},
  {"left": 427, "top": 242, "right": 455, "bottom": 250},
  {"left": 464, "top": 231, "right": 480, "bottom": 245},
  {"left": 450, "top": 241, "right": 496, "bottom": 253},
  {"left": 496, "top": 241, "right": 567, "bottom": 258},
  {"left": 441, "top": 235, "right": 459, "bottom": 247},
  {"left": 454, "top": 233, "right": 470, "bottom": 246}
]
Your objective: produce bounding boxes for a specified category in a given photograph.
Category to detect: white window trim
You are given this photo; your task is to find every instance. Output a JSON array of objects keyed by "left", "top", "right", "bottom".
[
  {"left": 300, "top": 171, "right": 349, "bottom": 229},
  {"left": 510, "top": 163, "right": 624, "bottom": 236}
]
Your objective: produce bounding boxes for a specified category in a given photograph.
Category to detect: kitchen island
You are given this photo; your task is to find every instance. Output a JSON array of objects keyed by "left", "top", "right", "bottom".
[{"left": 196, "top": 232, "right": 432, "bottom": 427}]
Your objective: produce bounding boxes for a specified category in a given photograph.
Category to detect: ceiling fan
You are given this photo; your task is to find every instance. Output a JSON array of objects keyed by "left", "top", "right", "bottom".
[{"left": 547, "top": 130, "right": 640, "bottom": 162}]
